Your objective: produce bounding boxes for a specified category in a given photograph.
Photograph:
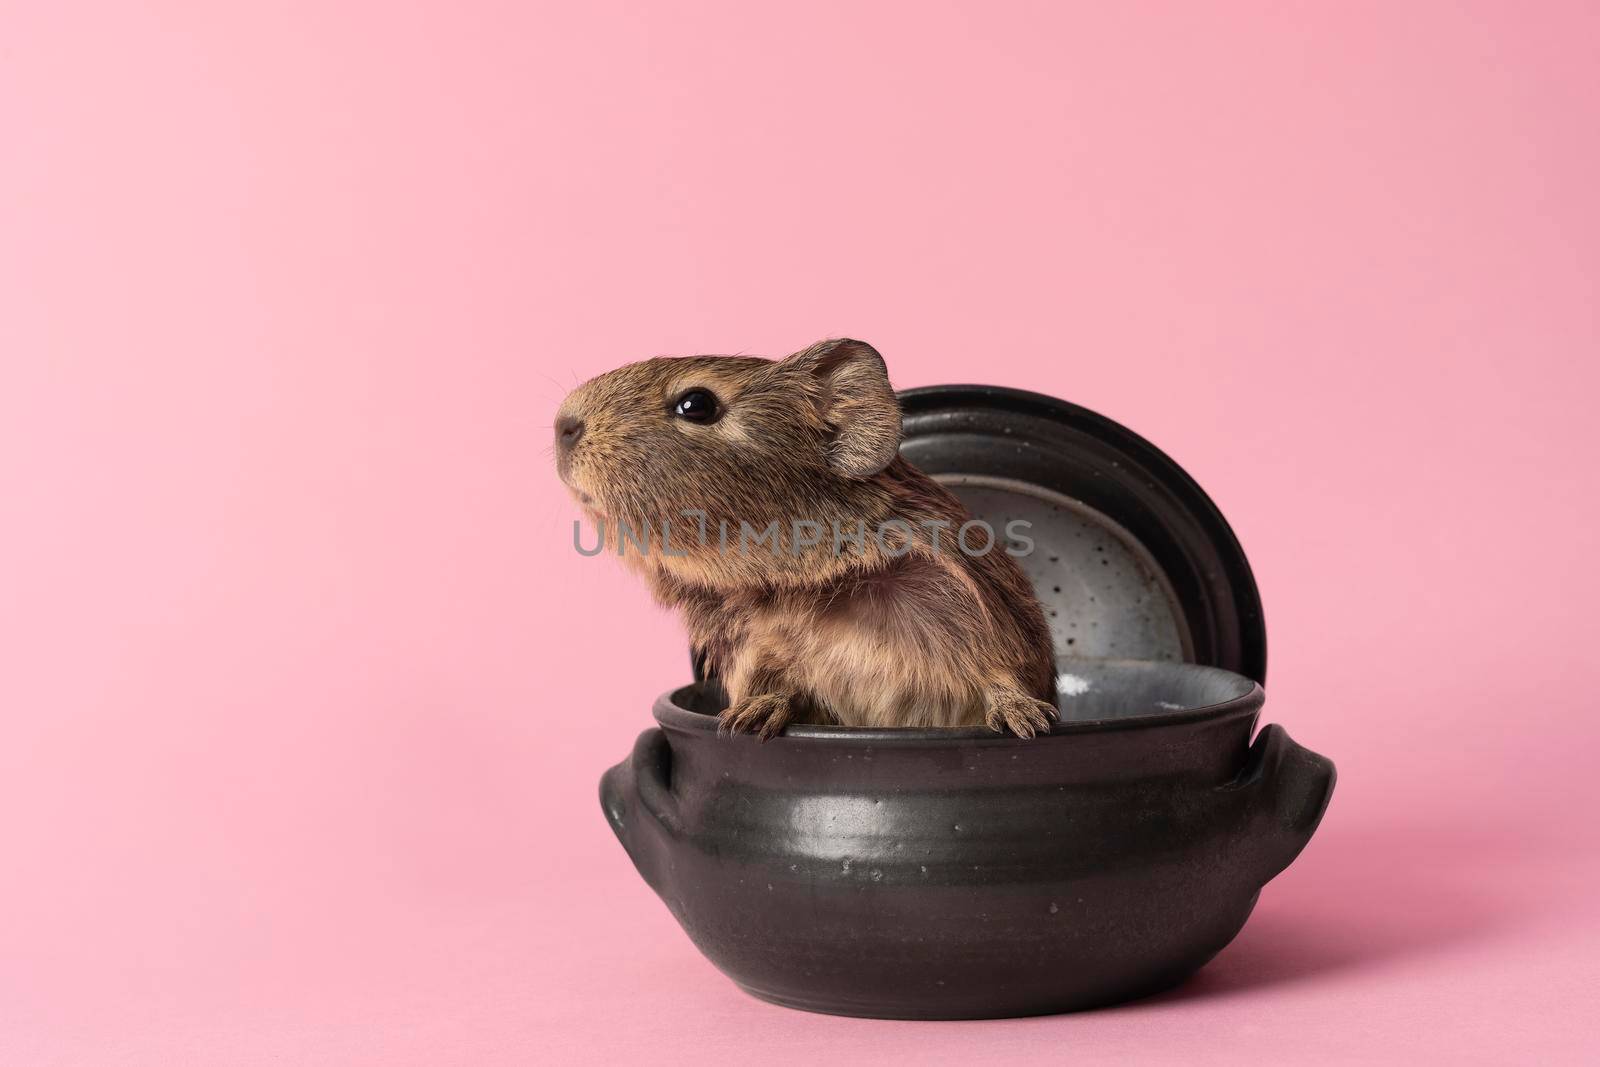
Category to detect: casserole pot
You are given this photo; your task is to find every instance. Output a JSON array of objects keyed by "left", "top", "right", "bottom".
[{"left": 598, "top": 386, "right": 1334, "bottom": 1018}]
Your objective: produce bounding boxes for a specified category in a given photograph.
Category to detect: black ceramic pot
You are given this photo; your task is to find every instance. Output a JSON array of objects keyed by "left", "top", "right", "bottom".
[
  {"left": 601, "top": 659, "right": 1333, "bottom": 1019},
  {"left": 598, "top": 385, "right": 1335, "bottom": 1018}
]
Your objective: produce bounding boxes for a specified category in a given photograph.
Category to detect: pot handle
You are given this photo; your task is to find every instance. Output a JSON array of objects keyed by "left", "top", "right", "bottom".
[
  {"left": 1225, "top": 724, "right": 1336, "bottom": 885},
  {"left": 629, "top": 727, "right": 682, "bottom": 833},
  {"left": 598, "top": 728, "right": 681, "bottom": 894},
  {"left": 600, "top": 728, "right": 682, "bottom": 835}
]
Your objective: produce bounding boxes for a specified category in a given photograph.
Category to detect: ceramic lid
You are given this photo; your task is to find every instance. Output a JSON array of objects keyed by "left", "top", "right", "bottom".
[{"left": 898, "top": 385, "right": 1267, "bottom": 684}]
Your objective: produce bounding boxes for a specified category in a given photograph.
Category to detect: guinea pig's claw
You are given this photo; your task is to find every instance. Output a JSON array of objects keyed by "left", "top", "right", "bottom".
[
  {"left": 719, "top": 694, "right": 794, "bottom": 741},
  {"left": 984, "top": 692, "right": 1057, "bottom": 740}
]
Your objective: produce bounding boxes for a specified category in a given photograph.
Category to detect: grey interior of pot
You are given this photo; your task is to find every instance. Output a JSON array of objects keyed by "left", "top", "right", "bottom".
[
  {"left": 939, "top": 474, "right": 1192, "bottom": 664},
  {"left": 1050, "top": 658, "right": 1253, "bottom": 720},
  {"left": 673, "top": 657, "right": 1254, "bottom": 726}
]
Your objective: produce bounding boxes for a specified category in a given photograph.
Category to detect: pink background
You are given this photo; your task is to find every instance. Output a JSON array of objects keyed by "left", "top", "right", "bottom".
[{"left": 3, "top": 2, "right": 1598, "bottom": 1063}]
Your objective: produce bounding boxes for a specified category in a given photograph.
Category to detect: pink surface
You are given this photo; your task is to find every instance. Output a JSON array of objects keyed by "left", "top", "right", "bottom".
[{"left": 3, "top": 2, "right": 1598, "bottom": 1063}]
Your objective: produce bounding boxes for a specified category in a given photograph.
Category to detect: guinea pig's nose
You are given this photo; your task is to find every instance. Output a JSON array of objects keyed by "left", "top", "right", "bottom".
[{"left": 556, "top": 415, "right": 586, "bottom": 451}]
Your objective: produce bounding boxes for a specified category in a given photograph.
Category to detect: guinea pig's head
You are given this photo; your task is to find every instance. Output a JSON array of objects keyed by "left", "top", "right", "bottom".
[{"left": 554, "top": 339, "right": 901, "bottom": 573}]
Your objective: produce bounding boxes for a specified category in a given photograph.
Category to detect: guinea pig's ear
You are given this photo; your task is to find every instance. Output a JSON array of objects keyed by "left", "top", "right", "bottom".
[{"left": 783, "top": 339, "right": 901, "bottom": 478}]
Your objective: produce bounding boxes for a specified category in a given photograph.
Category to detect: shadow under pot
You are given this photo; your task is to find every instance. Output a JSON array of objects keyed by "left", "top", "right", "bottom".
[{"left": 600, "top": 658, "right": 1334, "bottom": 1019}]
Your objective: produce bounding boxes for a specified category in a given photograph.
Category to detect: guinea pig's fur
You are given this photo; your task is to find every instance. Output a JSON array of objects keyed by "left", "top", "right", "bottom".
[{"left": 555, "top": 339, "right": 1057, "bottom": 739}]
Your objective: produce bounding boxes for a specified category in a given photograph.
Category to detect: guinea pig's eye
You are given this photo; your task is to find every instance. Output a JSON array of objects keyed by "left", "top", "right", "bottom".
[{"left": 672, "top": 388, "right": 721, "bottom": 423}]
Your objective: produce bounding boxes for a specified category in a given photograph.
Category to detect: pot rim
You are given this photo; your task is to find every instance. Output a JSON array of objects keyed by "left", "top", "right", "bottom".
[{"left": 655, "top": 659, "right": 1265, "bottom": 744}]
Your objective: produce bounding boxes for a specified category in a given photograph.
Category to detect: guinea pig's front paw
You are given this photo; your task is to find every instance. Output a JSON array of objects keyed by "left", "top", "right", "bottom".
[
  {"left": 983, "top": 690, "right": 1058, "bottom": 740},
  {"left": 719, "top": 693, "right": 794, "bottom": 742}
]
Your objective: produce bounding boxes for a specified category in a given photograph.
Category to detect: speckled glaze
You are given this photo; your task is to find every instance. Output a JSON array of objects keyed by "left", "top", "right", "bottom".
[
  {"left": 600, "top": 659, "right": 1334, "bottom": 1019},
  {"left": 899, "top": 385, "right": 1268, "bottom": 684}
]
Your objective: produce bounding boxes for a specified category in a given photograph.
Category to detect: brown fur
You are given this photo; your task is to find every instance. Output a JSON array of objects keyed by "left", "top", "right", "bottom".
[{"left": 556, "top": 339, "right": 1056, "bottom": 738}]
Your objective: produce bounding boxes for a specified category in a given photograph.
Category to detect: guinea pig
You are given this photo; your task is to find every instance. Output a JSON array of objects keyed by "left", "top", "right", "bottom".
[{"left": 555, "top": 338, "right": 1057, "bottom": 739}]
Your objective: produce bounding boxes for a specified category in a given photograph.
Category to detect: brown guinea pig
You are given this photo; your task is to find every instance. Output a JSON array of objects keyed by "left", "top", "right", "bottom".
[{"left": 555, "top": 338, "right": 1057, "bottom": 739}]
